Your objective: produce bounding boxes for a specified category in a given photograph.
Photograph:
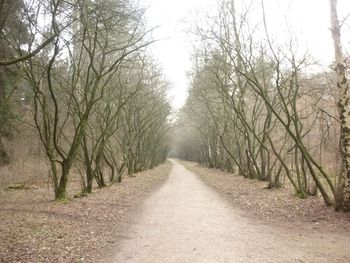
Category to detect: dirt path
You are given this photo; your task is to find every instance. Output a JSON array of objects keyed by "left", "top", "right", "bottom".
[{"left": 111, "top": 160, "right": 350, "bottom": 263}]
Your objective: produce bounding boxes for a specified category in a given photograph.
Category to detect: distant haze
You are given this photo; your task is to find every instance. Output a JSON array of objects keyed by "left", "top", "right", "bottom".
[{"left": 141, "top": 0, "right": 350, "bottom": 109}]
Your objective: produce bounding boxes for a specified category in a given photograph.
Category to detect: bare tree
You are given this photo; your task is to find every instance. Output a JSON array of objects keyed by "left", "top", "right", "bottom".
[
  {"left": 23, "top": 0, "right": 154, "bottom": 200},
  {"left": 329, "top": 0, "right": 350, "bottom": 211},
  {"left": 175, "top": 0, "right": 342, "bottom": 208}
]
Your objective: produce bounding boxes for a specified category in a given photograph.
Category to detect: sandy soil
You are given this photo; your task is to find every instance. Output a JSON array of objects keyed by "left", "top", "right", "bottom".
[{"left": 110, "top": 160, "right": 350, "bottom": 263}]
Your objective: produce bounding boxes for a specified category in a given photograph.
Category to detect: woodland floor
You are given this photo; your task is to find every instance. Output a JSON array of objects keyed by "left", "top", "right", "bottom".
[
  {"left": 181, "top": 161, "right": 350, "bottom": 232},
  {"left": 0, "top": 161, "right": 172, "bottom": 263},
  {"left": 1, "top": 160, "right": 350, "bottom": 262},
  {"left": 112, "top": 160, "right": 350, "bottom": 262}
]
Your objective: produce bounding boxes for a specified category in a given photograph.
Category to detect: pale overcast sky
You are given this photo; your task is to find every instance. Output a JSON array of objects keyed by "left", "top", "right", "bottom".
[{"left": 140, "top": 0, "right": 350, "bottom": 109}]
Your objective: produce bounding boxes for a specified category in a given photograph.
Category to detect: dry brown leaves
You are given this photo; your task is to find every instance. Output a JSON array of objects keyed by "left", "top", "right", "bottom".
[
  {"left": 182, "top": 161, "right": 350, "bottom": 233},
  {"left": 0, "top": 162, "right": 171, "bottom": 263}
]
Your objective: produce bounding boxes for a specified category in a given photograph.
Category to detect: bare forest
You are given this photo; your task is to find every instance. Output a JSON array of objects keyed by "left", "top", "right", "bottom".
[
  {"left": 0, "top": 0, "right": 171, "bottom": 199},
  {"left": 172, "top": 0, "right": 350, "bottom": 211},
  {"left": 0, "top": 0, "right": 349, "bottom": 262}
]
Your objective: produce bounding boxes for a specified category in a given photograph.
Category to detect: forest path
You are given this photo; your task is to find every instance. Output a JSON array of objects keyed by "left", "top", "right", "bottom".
[{"left": 111, "top": 160, "right": 350, "bottom": 263}]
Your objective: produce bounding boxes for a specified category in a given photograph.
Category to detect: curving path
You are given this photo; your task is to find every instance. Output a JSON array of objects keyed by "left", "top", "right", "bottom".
[{"left": 111, "top": 160, "right": 350, "bottom": 263}]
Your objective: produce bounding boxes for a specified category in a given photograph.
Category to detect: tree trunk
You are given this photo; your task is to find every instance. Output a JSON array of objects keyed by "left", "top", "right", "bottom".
[
  {"left": 82, "top": 135, "right": 93, "bottom": 193},
  {"left": 330, "top": 0, "right": 350, "bottom": 211},
  {"left": 55, "top": 160, "right": 70, "bottom": 200},
  {"left": 85, "top": 169, "right": 93, "bottom": 193}
]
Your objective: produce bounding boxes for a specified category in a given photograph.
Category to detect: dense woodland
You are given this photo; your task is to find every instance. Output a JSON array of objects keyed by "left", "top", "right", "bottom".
[{"left": 0, "top": 0, "right": 350, "bottom": 212}]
